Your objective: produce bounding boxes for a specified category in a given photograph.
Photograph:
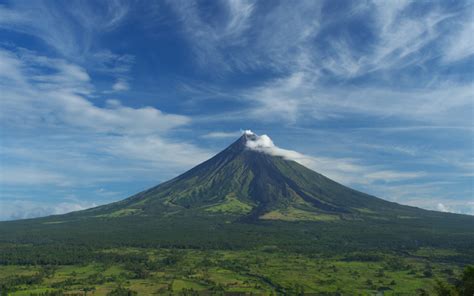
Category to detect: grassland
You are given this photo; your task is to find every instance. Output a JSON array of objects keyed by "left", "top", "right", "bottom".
[
  {"left": 260, "top": 207, "right": 340, "bottom": 221},
  {"left": 0, "top": 246, "right": 467, "bottom": 295}
]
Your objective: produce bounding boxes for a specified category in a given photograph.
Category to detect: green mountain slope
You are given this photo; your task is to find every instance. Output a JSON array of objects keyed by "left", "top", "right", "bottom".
[
  {"left": 1, "top": 132, "right": 473, "bottom": 253},
  {"left": 77, "top": 132, "right": 437, "bottom": 222}
]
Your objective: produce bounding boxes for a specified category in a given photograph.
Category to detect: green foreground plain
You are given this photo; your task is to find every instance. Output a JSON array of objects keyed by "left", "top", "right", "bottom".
[{"left": 0, "top": 246, "right": 470, "bottom": 295}]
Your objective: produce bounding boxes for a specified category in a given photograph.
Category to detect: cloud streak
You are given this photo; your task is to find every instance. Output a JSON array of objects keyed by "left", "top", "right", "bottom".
[
  {"left": 0, "top": 1, "right": 130, "bottom": 57},
  {"left": 0, "top": 200, "right": 98, "bottom": 221},
  {"left": 202, "top": 131, "right": 243, "bottom": 139}
]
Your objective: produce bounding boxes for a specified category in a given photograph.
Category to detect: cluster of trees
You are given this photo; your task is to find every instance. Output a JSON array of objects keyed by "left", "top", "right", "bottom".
[
  {"left": 1, "top": 287, "right": 137, "bottom": 296},
  {"left": 0, "top": 244, "right": 157, "bottom": 266},
  {"left": 0, "top": 245, "right": 95, "bottom": 265},
  {"left": 0, "top": 251, "right": 186, "bottom": 294},
  {"left": 432, "top": 266, "right": 474, "bottom": 296},
  {"left": 106, "top": 285, "right": 137, "bottom": 296},
  {"left": 0, "top": 239, "right": 472, "bottom": 295},
  {"left": 0, "top": 265, "right": 58, "bottom": 295},
  {"left": 2, "top": 211, "right": 474, "bottom": 258}
]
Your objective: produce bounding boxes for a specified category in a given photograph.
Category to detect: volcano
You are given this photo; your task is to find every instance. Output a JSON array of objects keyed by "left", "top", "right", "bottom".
[
  {"left": 1, "top": 131, "right": 473, "bottom": 251},
  {"left": 79, "top": 131, "right": 435, "bottom": 222}
]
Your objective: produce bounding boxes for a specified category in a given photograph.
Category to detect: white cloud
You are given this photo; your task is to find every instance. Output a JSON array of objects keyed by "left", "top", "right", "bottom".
[
  {"left": 182, "top": 1, "right": 472, "bottom": 126},
  {"left": 244, "top": 72, "right": 473, "bottom": 125},
  {"left": 248, "top": 1, "right": 322, "bottom": 72},
  {"left": 437, "top": 202, "right": 449, "bottom": 212},
  {"left": 354, "top": 179, "right": 474, "bottom": 216},
  {"left": 91, "top": 50, "right": 135, "bottom": 76},
  {"left": 0, "top": 2, "right": 134, "bottom": 93},
  {"left": 166, "top": 0, "right": 255, "bottom": 70},
  {"left": 62, "top": 97, "right": 189, "bottom": 135},
  {"left": 112, "top": 79, "right": 130, "bottom": 91},
  {"left": 223, "top": 0, "right": 255, "bottom": 39},
  {"left": 0, "top": 1, "right": 130, "bottom": 57},
  {"left": 406, "top": 199, "right": 474, "bottom": 216},
  {"left": 105, "top": 135, "right": 213, "bottom": 168},
  {"left": 167, "top": 0, "right": 321, "bottom": 72},
  {"left": 0, "top": 200, "right": 98, "bottom": 221},
  {"left": 54, "top": 202, "right": 97, "bottom": 214},
  {"left": 0, "top": 167, "right": 72, "bottom": 187},
  {"left": 246, "top": 72, "right": 305, "bottom": 122},
  {"left": 0, "top": 48, "right": 189, "bottom": 135},
  {"left": 202, "top": 131, "right": 243, "bottom": 139},
  {"left": 364, "top": 1, "right": 450, "bottom": 73},
  {"left": 245, "top": 132, "right": 276, "bottom": 151},
  {"left": 0, "top": 49, "right": 26, "bottom": 82},
  {"left": 443, "top": 19, "right": 474, "bottom": 63}
]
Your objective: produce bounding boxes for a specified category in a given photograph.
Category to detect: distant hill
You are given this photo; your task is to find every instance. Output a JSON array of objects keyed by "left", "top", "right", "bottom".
[{"left": 1, "top": 131, "right": 473, "bottom": 254}]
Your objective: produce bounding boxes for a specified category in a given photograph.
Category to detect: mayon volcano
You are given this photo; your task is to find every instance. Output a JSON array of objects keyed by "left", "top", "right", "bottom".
[
  {"left": 69, "top": 130, "right": 462, "bottom": 222},
  {"left": 80, "top": 130, "right": 437, "bottom": 222},
  {"left": 1, "top": 131, "right": 473, "bottom": 251}
]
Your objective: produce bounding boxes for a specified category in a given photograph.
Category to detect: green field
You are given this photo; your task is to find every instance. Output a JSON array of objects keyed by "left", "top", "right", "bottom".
[{"left": 0, "top": 246, "right": 471, "bottom": 295}]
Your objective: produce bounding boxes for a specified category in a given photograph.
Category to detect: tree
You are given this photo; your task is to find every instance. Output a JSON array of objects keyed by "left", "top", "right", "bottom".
[
  {"left": 456, "top": 265, "right": 474, "bottom": 296},
  {"left": 0, "top": 285, "right": 8, "bottom": 296},
  {"left": 82, "top": 286, "right": 96, "bottom": 296},
  {"left": 433, "top": 279, "right": 456, "bottom": 296},
  {"left": 433, "top": 265, "right": 474, "bottom": 296},
  {"left": 107, "top": 285, "right": 138, "bottom": 296},
  {"left": 416, "top": 288, "right": 429, "bottom": 296}
]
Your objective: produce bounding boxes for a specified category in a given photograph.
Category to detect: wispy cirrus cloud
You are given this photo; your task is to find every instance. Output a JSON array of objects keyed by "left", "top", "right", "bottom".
[
  {"left": 0, "top": 167, "right": 73, "bottom": 187},
  {"left": 166, "top": 0, "right": 255, "bottom": 70},
  {"left": 244, "top": 75, "right": 473, "bottom": 124},
  {"left": 0, "top": 1, "right": 134, "bottom": 93},
  {"left": 175, "top": 0, "right": 473, "bottom": 126},
  {"left": 0, "top": 0, "right": 130, "bottom": 57},
  {"left": 201, "top": 131, "right": 243, "bottom": 139},
  {"left": 168, "top": 0, "right": 322, "bottom": 72},
  {"left": 442, "top": 14, "right": 474, "bottom": 63}
]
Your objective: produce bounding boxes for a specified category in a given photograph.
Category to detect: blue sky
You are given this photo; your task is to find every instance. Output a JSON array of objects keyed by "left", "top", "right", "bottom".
[{"left": 0, "top": 0, "right": 473, "bottom": 220}]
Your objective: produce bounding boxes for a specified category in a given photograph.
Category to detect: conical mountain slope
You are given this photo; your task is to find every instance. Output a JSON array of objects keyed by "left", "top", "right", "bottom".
[{"left": 81, "top": 131, "right": 432, "bottom": 222}]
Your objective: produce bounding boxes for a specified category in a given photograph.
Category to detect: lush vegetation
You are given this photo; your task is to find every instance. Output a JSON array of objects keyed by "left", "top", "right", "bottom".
[
  {"left": 0, "top": 245, "right": 472, "bottom": 295},
  {"left": 1, "top": 210, "right": 472, "bottom": 294}
]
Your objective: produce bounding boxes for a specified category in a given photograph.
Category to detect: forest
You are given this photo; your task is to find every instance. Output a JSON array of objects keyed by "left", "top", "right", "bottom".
[{"left": 0, "top": 242, "right": 473, "bottom": 295}]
